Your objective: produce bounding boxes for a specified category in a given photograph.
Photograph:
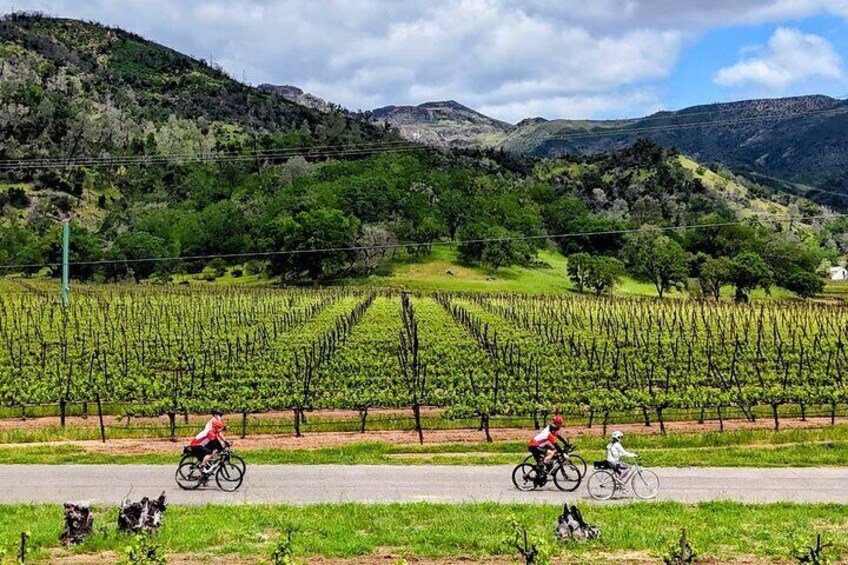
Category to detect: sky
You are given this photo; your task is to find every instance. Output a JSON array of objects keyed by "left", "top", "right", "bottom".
[{"left": 2, "top": 0, "right": 848, "bottom": 123}]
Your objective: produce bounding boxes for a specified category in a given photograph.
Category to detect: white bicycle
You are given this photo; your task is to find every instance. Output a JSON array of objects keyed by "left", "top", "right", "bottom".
[{"left": 586, "top": 458, "right": 659, "bottom": 500}]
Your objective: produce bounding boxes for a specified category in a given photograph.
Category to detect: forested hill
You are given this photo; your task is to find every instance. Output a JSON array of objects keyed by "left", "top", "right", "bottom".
[
  {"left": 0, "top": 14, "right": 844, "bottom": 300},
  {"left": 500, "top": 95, "right": 848, "bottom": 206},
  {"left": 0, "top": 13, "right": 393, "bottom": 161}
]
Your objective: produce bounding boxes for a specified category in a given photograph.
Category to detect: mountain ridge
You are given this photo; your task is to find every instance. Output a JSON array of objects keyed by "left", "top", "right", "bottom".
[{"left": 366, "top": 93, "right": 848, "bottom": 203}]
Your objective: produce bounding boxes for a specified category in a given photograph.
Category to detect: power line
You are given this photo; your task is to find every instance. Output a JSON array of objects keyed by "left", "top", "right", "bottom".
[
  {"left": 0, "top": 140, "right": 422, "bottom": 170},
  {"left": 1, "top": 98, "right": 847, "bottom": 170},
  {"left": 0, "top": 212, "right": 841, "bottom": 272}
]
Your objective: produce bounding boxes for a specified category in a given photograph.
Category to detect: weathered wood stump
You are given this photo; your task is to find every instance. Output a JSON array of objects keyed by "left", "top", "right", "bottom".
[
  {"left": 118, "top": 492, "right": 167, "bottom": 534},
  {"left": 60, "top": 501, "right": 94, "bottom": 545},
  {"left": 555, "top": 504, "right": 600, "bottom": 541}
]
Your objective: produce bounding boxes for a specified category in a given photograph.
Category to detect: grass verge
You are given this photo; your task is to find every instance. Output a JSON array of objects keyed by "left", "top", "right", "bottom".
[
  {"left": 2, "top": 502, "right": 847, "bottom": 563},
  {"left": 4, "top": 424, "right": 848, "bottom": 466}
]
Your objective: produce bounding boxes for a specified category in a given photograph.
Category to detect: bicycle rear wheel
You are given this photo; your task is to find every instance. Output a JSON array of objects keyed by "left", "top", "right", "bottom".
[
  {"left": 552, "top": 462, "right": 582, "bottom": 492},
  {"left": 175, "top": 461, "right": 203, "bottom": 490},
  {"left": 587, "top": 470, "right": 616, "bottom": 500},
  {"left": 631, "top": 468, "right": 659, "bottom": 499},
  {"left": 512, "top": 463, "right": 540, "bottom": 491},
  {"left": 216, "top": 461, "right": 244, "bottom": 492}
]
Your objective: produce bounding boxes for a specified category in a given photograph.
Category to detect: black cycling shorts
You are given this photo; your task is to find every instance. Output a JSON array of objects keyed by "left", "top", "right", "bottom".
[
  {"left": 191, "top": 439, "right": 222, "bottom": 461},
  {"left": 528, "top": 446, "right": 548, "bottom": 463}
]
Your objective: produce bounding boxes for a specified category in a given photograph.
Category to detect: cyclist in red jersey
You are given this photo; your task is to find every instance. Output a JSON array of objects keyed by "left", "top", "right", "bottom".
[
  {"left": 528, "top": 415, "right": 565, "bottom": 473},
  {"left": 190, "top": 410, "right": 228, "bottom": 472}
]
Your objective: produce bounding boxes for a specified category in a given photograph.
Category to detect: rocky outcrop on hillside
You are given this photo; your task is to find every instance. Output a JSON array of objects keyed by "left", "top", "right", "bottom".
[{"left": 369, "top": 100, "right": 513, "bottom": 147}]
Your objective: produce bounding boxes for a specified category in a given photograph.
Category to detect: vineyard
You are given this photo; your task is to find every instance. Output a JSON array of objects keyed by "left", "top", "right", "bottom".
[{"left": 2, "top": 281, "right": 848, "bottom": 439}]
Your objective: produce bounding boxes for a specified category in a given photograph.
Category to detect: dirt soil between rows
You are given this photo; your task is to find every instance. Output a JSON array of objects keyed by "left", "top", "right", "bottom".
[{"left": 2, "top": 415, "right": 846, "bottom": 455}]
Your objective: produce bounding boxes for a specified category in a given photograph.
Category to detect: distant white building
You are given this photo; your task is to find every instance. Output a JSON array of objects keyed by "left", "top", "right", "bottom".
[{"left": 829, "top": 266, "right": 848, "bottom": 281}]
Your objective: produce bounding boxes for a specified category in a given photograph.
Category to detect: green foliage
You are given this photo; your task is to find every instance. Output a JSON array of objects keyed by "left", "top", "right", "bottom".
[
  {"left": 457, "top": 222, "right": 532, "bottom": 270},
  {"left": 271, "top": 208, "right": 360, "bottom": 280},
  {"left": 107, "top": 231, "right": 170, "bottom": 282},
  {"left": 122, "top": 533, "right": 165, "bottom": 565},
  {"left": 566, "top": 252, "right": 592, "bottom": 293},
  {"left": 663, "top": 529, "right": 697, "bottom": 565},
  {"left": 269, "top": 531, "right": 295, "bottom": 565},
  {"left": 505, "top": 517, "right": 551, "bottom": 565},
  {"left": 785, "top": 272, "right": 826, "bottom": 299},
  {"left": 731, "top": 252, "right": 774, "bottom": 302},
  {"left": 585, "top": 256, "right": 625, "bottom": 296},
  {"left": 697, "top": 255, "right": 734, "bottom": 300},
  {"left": 792, "top": 533, "right": 832, "bottom": 565},
  {"left": 623, "top": 228, "right": 690, "bottom": 297}
]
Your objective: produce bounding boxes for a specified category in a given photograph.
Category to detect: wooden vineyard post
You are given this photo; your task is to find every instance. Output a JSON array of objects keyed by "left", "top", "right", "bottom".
[
  {"left": 96, "top": 395, "right": 106, "bottom": 443},
  {"left": 167, "top": 411, "right": 176, "bottom": 442},
  {"left": 18, "top": 531, "right": 29, "bottom": 563}
]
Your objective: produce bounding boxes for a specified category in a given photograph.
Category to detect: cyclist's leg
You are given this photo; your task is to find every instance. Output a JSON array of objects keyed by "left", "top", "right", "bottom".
[
  {"left": 615, "top": 463, "right": 629, "bottom": 479},
  {"left": 529, "top": 447, "right": 546, "bottom": 471},
  {"left": 198, "top": 445, "right": 215, "bottom": 470},
  {"left": 543, "top": 448, "right": 556, "bottom": 469}
]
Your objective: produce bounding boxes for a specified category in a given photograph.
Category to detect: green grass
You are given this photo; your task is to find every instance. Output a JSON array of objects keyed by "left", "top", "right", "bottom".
[
  {"left": 6, "top": 424, "right": 848, "bottom": 466},
  {"left": 3, "top": 502, "right": 848, "bottom": 562},
  {"left": 346, "top": 246, "right": 660, "bottom": 296}
]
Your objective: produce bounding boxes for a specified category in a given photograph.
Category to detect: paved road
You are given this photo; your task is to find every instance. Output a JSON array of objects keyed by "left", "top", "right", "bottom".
[{"left": 1, "top": 465, "right": 845, "bottom": 505}]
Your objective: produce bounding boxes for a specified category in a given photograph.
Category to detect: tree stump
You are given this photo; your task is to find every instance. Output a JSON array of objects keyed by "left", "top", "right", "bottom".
[
  {"left": 556, "top": 504, "right": 600, "bottom": 541},
  {"left": 60, "top": 501, "right": 93, "bottom": 545},
  {"left": 118, "top": 493, "right": 167, "bottom": 534}
]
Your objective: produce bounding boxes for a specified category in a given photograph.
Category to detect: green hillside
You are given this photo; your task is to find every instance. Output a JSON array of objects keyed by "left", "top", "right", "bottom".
[{"left": 0, "top": 14, "right": 843, "bottom": 301}]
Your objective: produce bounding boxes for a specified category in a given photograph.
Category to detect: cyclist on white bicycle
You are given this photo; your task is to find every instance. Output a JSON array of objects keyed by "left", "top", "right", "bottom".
[{"left": 606, "top": 430, "right": 637, "bottom": 479}]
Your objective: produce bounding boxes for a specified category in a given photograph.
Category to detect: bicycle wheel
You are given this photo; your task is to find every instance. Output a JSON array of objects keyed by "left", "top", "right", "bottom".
[
  {"left": 216, "top": 461, "right": 244, "bottom": 492},
  {"left": 552, "top": 462, "right": 582, "bottom": 492},
  {"left": 569, "top": 454, "right": 588, "bottom": 478},
  {"left": 175, "top": 461, "right": 203, "bottom": 490},
  {"left": 631, "top": 468, "right": 659, "bottom": 499},
  {"left": 586, "top": 470, "right": 617, "bottom": 500},
  {"left": 512, "top": 463, "right": 540, "bottom": 492},
  {"left": 229, "top": 453, "right": 247, "bottom": 476}
]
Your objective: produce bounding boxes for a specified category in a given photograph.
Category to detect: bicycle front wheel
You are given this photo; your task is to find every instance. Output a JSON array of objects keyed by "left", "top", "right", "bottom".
[
  {"left": 175, "top": 461, "right": 203, "bottom": 490},
  {"left": 587, "top": 470, "right": 617, "bottom": 500},
  {"left": 229, "top": 453, "right": 247, "bottom": 476},
  {"left": 552, "top": 462, "right": 582, "bottom": 492},
  {"left": 216, "top": 461, "right": 244, "bottom": 492},
  {"left": 632, "top": 468, "right": 659, "bottom": 499},
  {"left": 569, "top": 454, "right": 588, "bottom": 478},
  {"left": 512, "top": 463, "right": 540, "bottom": 492}
]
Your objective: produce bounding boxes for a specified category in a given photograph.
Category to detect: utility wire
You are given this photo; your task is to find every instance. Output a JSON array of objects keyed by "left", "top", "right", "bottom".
[
  {"left": 1, "top": 99, "right": 847, "bottom": 170},
  {"left": 0, "top": 212, "right": 841, "bottom": 272},
  {"left": 0, "top": 141, "right": 423, "bottom": 170}
]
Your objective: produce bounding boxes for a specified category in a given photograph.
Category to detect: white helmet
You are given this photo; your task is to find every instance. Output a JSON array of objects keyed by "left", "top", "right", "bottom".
[{"left": 611, "top": 431, "right": 624, "bottom": 441}]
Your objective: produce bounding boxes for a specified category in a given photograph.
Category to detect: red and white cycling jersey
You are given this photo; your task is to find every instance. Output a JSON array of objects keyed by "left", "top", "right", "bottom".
[
  {"left": 191, "top": 418, "right": 223, "bottom": 447},
  {"left": 528, "top": 426, "right": 558, "bottom": 449}
]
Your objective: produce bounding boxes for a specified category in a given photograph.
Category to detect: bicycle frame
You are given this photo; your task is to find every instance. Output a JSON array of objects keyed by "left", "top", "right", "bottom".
[{"left": 613, "top": 462, "right": 644, "bottom": 486}]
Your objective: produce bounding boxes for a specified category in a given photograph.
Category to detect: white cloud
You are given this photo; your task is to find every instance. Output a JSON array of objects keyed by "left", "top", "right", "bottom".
[
  {"left": 714, "top": 27, "right": 843, "bottom": 89},
  {"left": 0, "top": 0, "right": 846, "bottom": 120}
]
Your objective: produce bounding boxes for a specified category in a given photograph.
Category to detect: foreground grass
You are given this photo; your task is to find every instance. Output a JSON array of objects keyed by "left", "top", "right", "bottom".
[
  {"left": 5, "top": 424, "right": 848, "bottom": 466},
  {"left": 3, "top": 502, "right": 847, "bottom": 563}
]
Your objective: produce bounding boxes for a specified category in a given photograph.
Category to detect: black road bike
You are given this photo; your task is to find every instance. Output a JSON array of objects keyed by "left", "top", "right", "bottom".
[
  {"left": 512, "top": 443, "right": 582, "bottom": 492},
  {"left": 175, "top": 444, "right": 245, "bottom": 492},
  {"left": 521, "top": 440, "right": 587, "bottom": 478}
]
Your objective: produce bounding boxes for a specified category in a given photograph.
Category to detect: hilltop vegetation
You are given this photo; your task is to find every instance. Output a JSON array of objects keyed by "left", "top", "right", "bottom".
[
  {"left": 0, "top": 14, "right": 845, "bottom": 298},
  {"left": 375, "top": 94, "right": 848, "bottom": 208}
]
